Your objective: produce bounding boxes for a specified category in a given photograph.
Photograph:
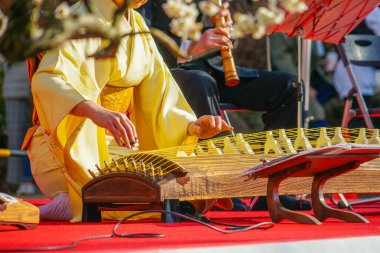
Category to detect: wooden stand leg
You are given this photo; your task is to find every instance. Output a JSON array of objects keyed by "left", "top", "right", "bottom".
[
  {"left": 312, "top": 161, "right": 369, "bottom": 223},
  {"left": 161, "top": 199, "right": 181, "bottom": 223},
  {"left": 82, "top": 203, "right": 101, "bottom": 222},
  {"left": 267, "top": 162, "right": 321, "bottom": 225}
]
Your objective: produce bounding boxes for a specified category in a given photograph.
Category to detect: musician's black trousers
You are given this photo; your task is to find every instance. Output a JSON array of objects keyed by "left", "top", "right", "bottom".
[{"left": 172, "top": 68, "right": 300, "bottom": 131}]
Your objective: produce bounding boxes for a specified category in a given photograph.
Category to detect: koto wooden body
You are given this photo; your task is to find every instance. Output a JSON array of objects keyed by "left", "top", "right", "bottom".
[
  {"left": 161, "top": 155, "right": 380, "bottom": 201},
  {"left": 0, "top": 193, "right": 39, "bottom": 229}
]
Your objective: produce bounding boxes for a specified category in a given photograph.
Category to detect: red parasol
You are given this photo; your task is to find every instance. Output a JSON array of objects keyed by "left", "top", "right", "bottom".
[{"left": 267, "top": 0, "right": 380, "bottom": 44}]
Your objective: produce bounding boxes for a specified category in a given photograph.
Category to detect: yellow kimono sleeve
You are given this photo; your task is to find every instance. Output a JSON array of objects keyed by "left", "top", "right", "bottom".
[
  {"left": 131, "top": 47, "right": 197, "bottom": 151},
  {"left": 31, "top": 41, "right": 104, "bottom": 134},
  {"left": 31, "top": 39, "right": 112, "bottom": 219}
]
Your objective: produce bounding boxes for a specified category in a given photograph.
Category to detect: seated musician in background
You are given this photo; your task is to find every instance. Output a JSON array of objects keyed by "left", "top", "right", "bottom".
[
  {"left": 24, "top": 0, "right": 232, "bottom": 221},
  {"left": 139, "top": 0, "right": 299, "bottom": 130},
  {"left": 138, "top": 0, "right": 311, "bottom": 211}
]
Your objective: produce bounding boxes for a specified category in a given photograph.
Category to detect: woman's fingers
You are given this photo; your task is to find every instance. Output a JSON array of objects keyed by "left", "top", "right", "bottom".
[
  {"left": 114, "top": 121, "right": 131, "bottom": 148},
  {"left": 188, "top": 115, "right": 233, "bottom": 139},
  {"left": 201, "top": 115, "right": 227, "bottom": 132},
  {"left": 203, "top": 115, "right": 219, "bottom": 128},
  {"left": 120, "top": 114, "right": 137, "bottom": 142},
  {"left": 221, "top": 120, "right": 233, "bottom": 131},
  {"left": 108, "top": 124, "right": 124, "bottom": 147},
  {"left": 214, "top": 116, "right": 222, "bottom": 131},
  {"left": 84, "top": 104, "right": 138, "bottom": 149},
  {"left": 113, "top": 114, "right": 139, "bottom": 148}
]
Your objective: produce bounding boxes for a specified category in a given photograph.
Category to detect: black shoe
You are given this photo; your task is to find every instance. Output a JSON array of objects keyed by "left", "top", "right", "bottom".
[
  {"left": 178, "top": 201, "right": 197, "bottom": 216},
  {"left": 231, "top": 198, "right": 250, "bottom": 211},
  {"left": 251, "top": 195, "right": 312, "bottom": 211},
  {"left": 250, "top": 196, "right": 268, "bottom": 211},
  {"left": 178, "top": 201, "right": 211, "bottom": 222}
]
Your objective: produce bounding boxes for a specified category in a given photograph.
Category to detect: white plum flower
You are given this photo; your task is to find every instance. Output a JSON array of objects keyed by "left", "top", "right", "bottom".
[
  {"left": 230, "top": 0, "right": 307, "bottom": 40},
  {"left": 164, "top": 0, "right": 203, "bottom": 40},
  {"left": 55, "top": 2, "right": 71, "bottom": 20},
  {"left": 233, "top": 13, "right": 256, "bottom": 33},
  {"left": 166, "top": 0, "right": 307, "bottom": 41},
  {"left": 251, "top": 23, "right": 266, "bottom": 39},
  {"left": 293, "top": 2, "right": 308, "bottom": 13},
  {"left": 198, "top": 1, "right": 220, "bottom": 17},
  {"left": 281, "top": 0, "right": 308, "bottom": 13},
  {"left": 187, "top": 23, "right": 203, "bottom": 40},
  {"left": 183, "top": 2, "right": 199, "bottom": 20},
  {"left": 163, "top": 0, "right": 187, "bottom": 18},
  {"left": 272, "top": 7, "right": 285, "bottom": 24},
  {"left": 256, "top": 7, "right": 276, "bottom": 26},
  {"left": 170, "top": 16, "right": 202, "bottom": 40}
]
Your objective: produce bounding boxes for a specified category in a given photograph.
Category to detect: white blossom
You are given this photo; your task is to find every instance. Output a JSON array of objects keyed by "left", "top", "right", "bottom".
[
  {"left": 281, "top": 0, "right": 308, "bottom": 13},
  {"left": 55, "top": 2, "right": 71, "bottom": 20},
  {"left": 251, "top": 24, "right": 266, "bottom": 39},
  {"left": 164, "top": 0, "right": 203, "bottom": 40},
  {"left": 183, "top": 3, "right": 199, "bottom": 20},
  {"left": 229, "top": 0, "right": 307, "bottom": 39},
  {"left": 198, "top": 1, "right": 220, "bottom": 17},
  {"left": 256, "top": 7, "right": 276, "bottom": 26},
  {"left": 170, "top": 17, "right": 202, "bottom": 40},
  {"left": 232, "top": 12, "right": 256, "bottom": 38},
  {"left": 162, "top": 0, "right": 187, "bottom": 18},
  {"left": 166, "top": 0, "right": 308, "bottom": 41},
  {"left": 272, "top": 7, "right": 285, "bottom": 24}
]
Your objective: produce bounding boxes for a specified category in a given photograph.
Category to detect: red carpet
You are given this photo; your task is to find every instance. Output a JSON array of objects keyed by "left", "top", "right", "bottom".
[{"left": 1, "top": 200, "right": 380, "bottom": 252}]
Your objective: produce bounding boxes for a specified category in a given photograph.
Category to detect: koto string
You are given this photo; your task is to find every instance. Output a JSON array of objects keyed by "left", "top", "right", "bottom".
[{"left": 92, "top": 127, "right": 380, "bottom": 176}]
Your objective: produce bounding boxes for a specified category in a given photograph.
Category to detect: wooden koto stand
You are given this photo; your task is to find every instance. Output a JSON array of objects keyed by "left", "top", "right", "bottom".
[{"left": 241, "top": 144, "right": 380, "bottom": 224}]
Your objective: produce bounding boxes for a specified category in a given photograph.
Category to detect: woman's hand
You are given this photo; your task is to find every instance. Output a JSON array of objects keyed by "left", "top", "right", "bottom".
[
  {"left": 187, "top": 115, "right": 233, "bottom": 139},
  {"left": 71, "top": 100, "right": 138, "bottom": 148}
]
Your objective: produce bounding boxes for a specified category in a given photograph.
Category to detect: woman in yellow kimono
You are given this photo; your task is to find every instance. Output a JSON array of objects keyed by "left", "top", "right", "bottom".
[{"left": 27, "top": 0, "right": 232, "bottom": 222}]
